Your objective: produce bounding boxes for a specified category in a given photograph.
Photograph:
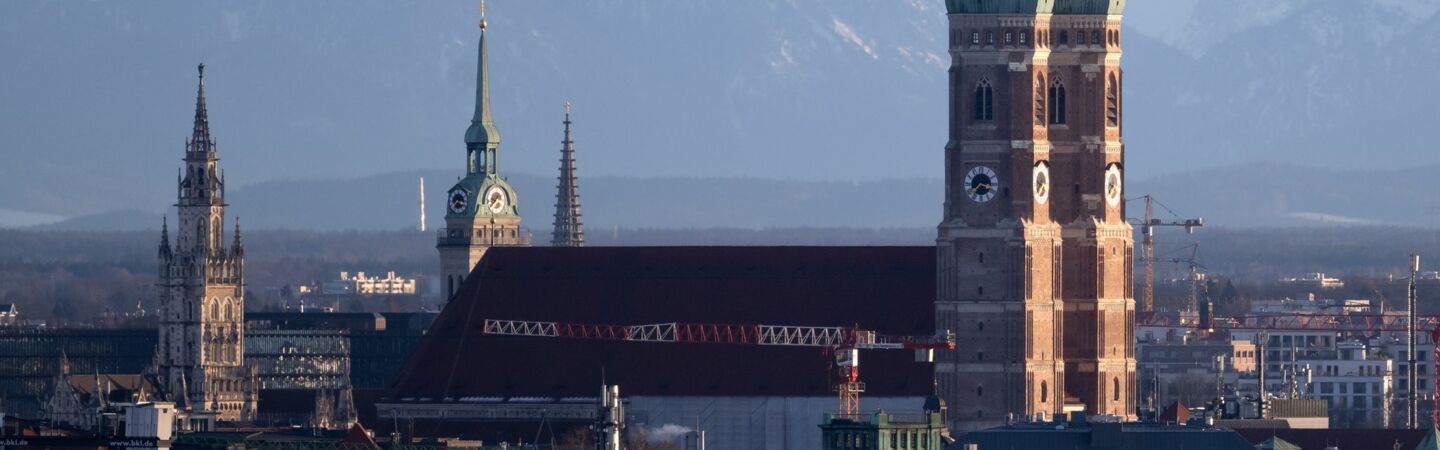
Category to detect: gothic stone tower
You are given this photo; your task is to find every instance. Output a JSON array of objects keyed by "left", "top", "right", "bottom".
[
  {"left": 550, "top": 102, "right": 584, "bottom": 247},
  {"left": 157, "top": 64, "right": 255, "bottom": 421},
  {"left": 439, "top": 9, "right": 528, "bottom": 300},
  {"left": 935, "top": 0, "right": 1133, "bottom": 431}
]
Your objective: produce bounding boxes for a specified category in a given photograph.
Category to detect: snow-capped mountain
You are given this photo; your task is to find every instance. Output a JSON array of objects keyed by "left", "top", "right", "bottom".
[{"left": 1, "top": 0, "right": 1434, "bottom": 227}]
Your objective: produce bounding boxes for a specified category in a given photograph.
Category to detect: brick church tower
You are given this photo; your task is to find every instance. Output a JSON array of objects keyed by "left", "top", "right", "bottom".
[{"left": 935, "top": 0, "right": 1133, "bottom": 431}]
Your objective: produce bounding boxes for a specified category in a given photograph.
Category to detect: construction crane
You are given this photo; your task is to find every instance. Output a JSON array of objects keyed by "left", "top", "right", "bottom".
[
  {"left": 1128, "top": 195, "right": 1203, "bottom": 312},
  {"left": 480, "top": 319, "right": 956, "bottom": 416},
  {"left": 1152, "top": 243, "right": 1207, "bottom": 316}
]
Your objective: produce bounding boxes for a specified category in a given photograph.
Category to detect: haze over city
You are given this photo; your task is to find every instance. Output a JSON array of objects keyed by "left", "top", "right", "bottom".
[{"left": 3, "top": 2, "right": 1440, "bottom": 450}]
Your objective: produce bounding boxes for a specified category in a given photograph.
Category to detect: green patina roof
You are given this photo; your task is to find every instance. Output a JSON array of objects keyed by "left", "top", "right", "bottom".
[
  {"left": 1418, "top": 428, "right": 1440, "bottom": 450},
  {"left": 945, "top": 0, "right": 1125, "bottom": 15},
  {"left": 464, "top": 29, "right": 501, "bottom": 146},
  {"left": 1253, "top": 436, "right": 1301, "bottom": 450},
  {"left": 448, "top": 174, "right": 520, "bottom": 219}
]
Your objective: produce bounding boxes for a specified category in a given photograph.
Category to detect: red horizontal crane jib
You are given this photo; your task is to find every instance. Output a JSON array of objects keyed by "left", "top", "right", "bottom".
[
  {"left": 554, "top": 322, "right": 629, "bottom": 340},
  {"left": 673, "top": 323, "right": 762, "bottom": 344}
]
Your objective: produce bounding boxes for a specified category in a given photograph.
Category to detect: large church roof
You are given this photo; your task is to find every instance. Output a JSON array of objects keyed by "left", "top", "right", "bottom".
[
  {"left": 385, "top": 246, "right": 937, "bottom": 399},
  {"left": 945, "top": 0, "right": 1124, "bottom": 15}
]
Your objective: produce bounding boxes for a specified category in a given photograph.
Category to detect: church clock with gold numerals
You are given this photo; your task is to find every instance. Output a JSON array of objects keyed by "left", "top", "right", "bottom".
[
  {"left": 965, "top": 166, "right": 998, "bottom": 203},
  {"left": 1033, "top": 163, "right": 1050, "bottom": 205}
]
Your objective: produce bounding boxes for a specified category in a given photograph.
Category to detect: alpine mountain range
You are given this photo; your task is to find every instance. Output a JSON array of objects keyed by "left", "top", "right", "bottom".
[{"left": 2, "top": 0, "right": 1437, "bottom": 229}]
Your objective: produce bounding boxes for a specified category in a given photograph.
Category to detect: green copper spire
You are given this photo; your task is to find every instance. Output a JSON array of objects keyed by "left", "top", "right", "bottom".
[{"left": 464, "top": 1, "right": 500, "bottom": 147}]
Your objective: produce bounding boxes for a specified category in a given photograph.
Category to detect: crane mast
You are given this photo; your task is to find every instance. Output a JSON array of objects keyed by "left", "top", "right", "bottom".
[
  {"left": 481, "top": 319, "right": 956, "bottom": 415},
  {"left": 1131, "top": 195, "right": 1203, "bottom": 312}
]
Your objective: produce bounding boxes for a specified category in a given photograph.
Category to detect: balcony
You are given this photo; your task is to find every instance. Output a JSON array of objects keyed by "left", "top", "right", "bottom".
[{"left": 437, "top": 228, "right": 532, "bottom": 247}]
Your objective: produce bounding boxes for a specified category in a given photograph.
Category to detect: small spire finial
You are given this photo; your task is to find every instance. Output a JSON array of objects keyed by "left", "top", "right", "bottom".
[
  {"left": 198, "top": 63, "right": 205, "bottom": 79},
  {"left": 479, "top": 0, "right": 488, "bottom": 30},
  {"left": 564, "top": 100, "right": 572, "bottom": 117}
]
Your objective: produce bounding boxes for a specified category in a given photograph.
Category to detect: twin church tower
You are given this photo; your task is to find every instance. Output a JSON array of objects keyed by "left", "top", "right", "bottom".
[{"left": 936, "top": 1, "right": 1135, "bottom": 431}]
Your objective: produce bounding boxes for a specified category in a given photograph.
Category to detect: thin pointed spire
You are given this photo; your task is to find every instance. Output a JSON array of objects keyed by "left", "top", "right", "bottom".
[
  {"left": 159, "top": 216, "right": 173, "bottom": 259},
  {"left": 192, "top": 63, "right": 212, "bottom": 151},
  {"left": 551, "top": 101, "right": 584, "bottom": 247},
  {"left": 464, "top": 1, "right": 500, "bottom": 147},
  {"left": 232, "top": 217, "right": 244, "bottom": 256}
]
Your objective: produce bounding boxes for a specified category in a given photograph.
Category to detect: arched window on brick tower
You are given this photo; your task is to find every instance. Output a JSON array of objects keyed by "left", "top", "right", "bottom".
[
  {"left": 1106, "top": 73, "right": 1120, "bottom": 128},
  {"left": 1113, "top": 377, "right": 1121, "bottom": 401},
  {"left": 973, "top": 80, "right": 994, "bottom": 122},
  {"left": 1041, "top": 381, "right": 1049, "bottom": 403},
  {"left": 1048, "top": 78, "right": 1067, "bottom": 125},
  {"left": 1033, "top": 75, "right": 1046, "bottom": 124}
]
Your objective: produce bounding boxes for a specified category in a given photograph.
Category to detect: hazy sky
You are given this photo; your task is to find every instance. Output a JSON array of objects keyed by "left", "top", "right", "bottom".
[
  {"left": 1, "top": 0, "right": 1433, "bottom": 195},
  {"left": 0, "top": 1, "right": 1203, "bottom": 187}
]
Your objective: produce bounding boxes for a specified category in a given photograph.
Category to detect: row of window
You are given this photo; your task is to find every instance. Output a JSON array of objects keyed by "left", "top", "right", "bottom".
[
  {"left": 1315, "top": 381, "right": 1384, "bottom": 395},
  {"left": 950, "top": 28, "right": 1121, "bottom": 49},
  {"left": 966, "top": 73, "right": 1119, "bottom": 127},
  {"left": 1316, "top": 394, "right": 1385, "bottom": 410}
]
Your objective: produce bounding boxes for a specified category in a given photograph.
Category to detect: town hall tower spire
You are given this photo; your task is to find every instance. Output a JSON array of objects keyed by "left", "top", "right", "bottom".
[{"left": 157, "top": 64, "right": 255, "bottom": 422}]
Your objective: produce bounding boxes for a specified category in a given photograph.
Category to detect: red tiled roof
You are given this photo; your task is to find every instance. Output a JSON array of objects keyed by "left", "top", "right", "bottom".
[
  {"left": 342, "top": 423, "right": 380, "bottom": 449},
  {"left": 1159, "top": 400, "right": 1189, "bottom": 424},
  {"left": 385, "top": 246, "right": 937, "bottom": 399}
]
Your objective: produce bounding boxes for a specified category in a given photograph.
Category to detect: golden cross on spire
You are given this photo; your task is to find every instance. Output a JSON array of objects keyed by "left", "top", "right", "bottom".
[{"left": 479, "top": 0, "right": 487, "bottom": 30}]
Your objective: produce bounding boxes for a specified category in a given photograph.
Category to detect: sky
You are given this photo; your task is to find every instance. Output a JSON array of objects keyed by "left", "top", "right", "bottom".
[
  {"left": 2, "top": 0, "right": 1436, "bottom": 224},
  {"left": 0, "top": 0, "right": 1202, "bottom": 187}
]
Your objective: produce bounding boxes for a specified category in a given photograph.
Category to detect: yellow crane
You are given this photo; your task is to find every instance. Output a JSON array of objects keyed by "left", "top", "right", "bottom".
[{"left": 1129, "top": 195, "right": 1202, "bottom": 312}]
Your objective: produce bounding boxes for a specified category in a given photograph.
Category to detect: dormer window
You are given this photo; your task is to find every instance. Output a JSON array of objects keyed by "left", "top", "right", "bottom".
[
  {"left": 1019, "top": 31, "right": 1029, "bottom": 46},
  {"left": 1005, "top": 31, "right": 1014, "bottom": 45},
  {"left": 971, "top": 31, "right": 980, "bottom": 45}
]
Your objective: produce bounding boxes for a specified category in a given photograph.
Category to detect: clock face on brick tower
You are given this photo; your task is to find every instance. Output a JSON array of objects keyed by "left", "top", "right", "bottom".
[
  {"left": 449, "top": 189, "right": 468, "bottom": 214},
  {"left": 485, "top": 186, "right": 509, "bottom": 214},
  {"left": 1033, "top": 163, "right": 1051, "bottom": 205},
  {"left": 965, "top": 166, "right": 998, "bottom": 203},
  {"left": 1105, "top": 165, "right": 1123, "bottom": 207}
]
